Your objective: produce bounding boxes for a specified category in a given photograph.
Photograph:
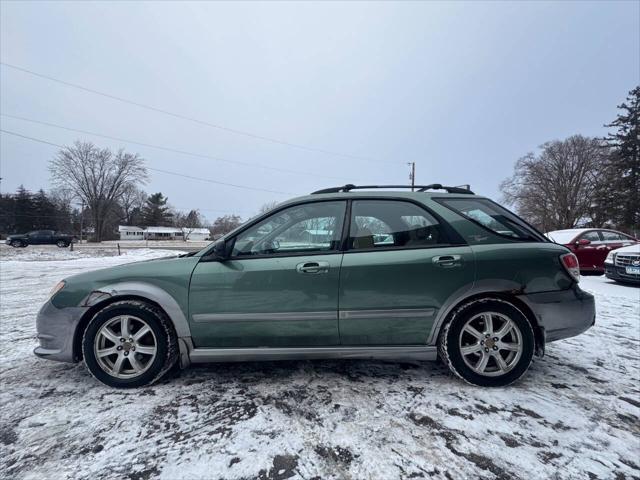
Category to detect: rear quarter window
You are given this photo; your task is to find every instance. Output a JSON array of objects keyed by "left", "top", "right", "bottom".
[{"left": 436, "top": 198, "right": 544, "bottom": 243}]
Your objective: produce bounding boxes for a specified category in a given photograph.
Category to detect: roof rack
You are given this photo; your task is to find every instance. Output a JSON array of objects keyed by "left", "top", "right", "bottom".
[{"left": 311, "top": 184, "right": 474, "bottom": 195}]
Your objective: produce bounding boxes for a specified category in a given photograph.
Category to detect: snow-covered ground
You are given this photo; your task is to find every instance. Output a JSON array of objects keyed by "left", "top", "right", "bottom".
[{"left": 0, "top": 249, "right": 638, "bottom": 480}]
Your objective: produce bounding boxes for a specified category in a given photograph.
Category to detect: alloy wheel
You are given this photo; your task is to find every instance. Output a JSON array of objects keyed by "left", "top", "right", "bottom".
[
  {"left": 94, "top": 315, "right": 157, "bottom": 379},
  {"left": 458, "top": 311, "right": 523, "bottom": 377}
]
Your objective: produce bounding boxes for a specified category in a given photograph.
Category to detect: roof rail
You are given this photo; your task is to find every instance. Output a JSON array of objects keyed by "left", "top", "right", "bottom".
[{"left": 311, "top": 184, "right": 474, "bottom": 195}]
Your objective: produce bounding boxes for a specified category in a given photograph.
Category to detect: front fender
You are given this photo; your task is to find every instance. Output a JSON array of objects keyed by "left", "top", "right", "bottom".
[{"left": 84, "top": 281, "right": 191, "bottom": 338}]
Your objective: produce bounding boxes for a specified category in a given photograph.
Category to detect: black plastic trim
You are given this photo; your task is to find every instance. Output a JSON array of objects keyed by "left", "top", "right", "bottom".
[{"left": 312, "top": 184, "right": 474, "bottom": 195}]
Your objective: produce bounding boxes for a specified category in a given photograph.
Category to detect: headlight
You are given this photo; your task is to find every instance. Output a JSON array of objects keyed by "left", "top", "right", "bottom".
[
  {"left": 605, "top": 251, "right": 615, "bottom": 264},
  {"left": 49, "top": 281, "right": 66, "bottom": 299}
]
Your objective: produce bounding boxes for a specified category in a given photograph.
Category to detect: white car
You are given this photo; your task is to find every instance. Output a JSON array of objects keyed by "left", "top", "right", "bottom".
[{"left": 604, "top": 243, "right": 640, "bottom": 284}]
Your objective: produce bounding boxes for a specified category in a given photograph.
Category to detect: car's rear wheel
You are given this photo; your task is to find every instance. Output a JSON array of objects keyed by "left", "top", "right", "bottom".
[
  {"left": 438, "top": 299, "right": 534, "bottom": 387},
  {"left": 56, "top": 240, "right": 69, "bottom": 248},
  {"left": 82, "top": 301, "right": 178, "bottom": 388}
]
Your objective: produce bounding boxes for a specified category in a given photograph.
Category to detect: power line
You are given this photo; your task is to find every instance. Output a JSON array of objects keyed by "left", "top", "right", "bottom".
[
  {"left": 0, "top": 129, "right": 295, "bottom": 195},
  {"left": 1, "top": 62, "right": 396, "bottom": 165},
  {"left": 0, "top": 212, "right": 78, "bottom": 219},
  {"left": 1, "top": 113, "right": 349, "bottom": 181},
  {"left": 0, "top": 208, "right": 247, "bottom": 218}
]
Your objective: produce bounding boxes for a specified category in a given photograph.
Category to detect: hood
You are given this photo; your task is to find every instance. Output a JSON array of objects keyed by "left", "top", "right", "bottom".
[
  {"left": 52, "top": 255, "right": 201, "bottom": 308},
  {"left": 614, "top": 243, "right": 640, "bottom": 255}
]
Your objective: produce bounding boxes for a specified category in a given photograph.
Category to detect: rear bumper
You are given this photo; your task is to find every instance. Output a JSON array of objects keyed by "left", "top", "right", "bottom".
[
  {"left": 604, "top": 262, "right": 640, "bottom": 284},
  {"left": 518, "top": 285, "right": 596, "bottom": 343},
  {"left": 34, "top": 300, "right": 88, "bottom": 363}
]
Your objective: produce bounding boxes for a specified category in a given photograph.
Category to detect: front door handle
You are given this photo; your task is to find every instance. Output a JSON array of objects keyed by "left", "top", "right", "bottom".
[
  {"left": 432, "top": 255, "right": 462, "bottom": 267},
  {"left": 296, "top": 261, "right": 330, "bottom": 274}
]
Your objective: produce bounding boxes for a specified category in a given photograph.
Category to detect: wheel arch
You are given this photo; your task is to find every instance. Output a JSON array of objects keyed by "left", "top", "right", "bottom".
[
  {"left": 432, "top": 291, "right": 545, "bottom": 356},
  {"left": 72, "top": 282, "right": 191, "bottom": 361}
]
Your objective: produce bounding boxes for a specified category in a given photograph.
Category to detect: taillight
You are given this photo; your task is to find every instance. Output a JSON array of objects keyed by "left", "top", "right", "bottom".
[{"left": 560, "top": 253, "right": 580, "bottom": 282}]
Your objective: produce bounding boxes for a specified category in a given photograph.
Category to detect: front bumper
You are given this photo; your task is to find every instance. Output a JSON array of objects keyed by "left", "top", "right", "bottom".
[
  {"left": 34, "top": 300, "right": 89, "bottom": 363},
  {"left": 604, "top": 262, "right": 640, "bottom": 284},
  {"left": 518, "top": 285, "right": 596, "bottom": 344}
]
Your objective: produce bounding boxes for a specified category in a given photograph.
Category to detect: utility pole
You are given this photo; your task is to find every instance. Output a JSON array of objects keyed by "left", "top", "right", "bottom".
[
  {"left": 408, "top": 162, "right": 416, "bottom": 191},
  {"left": 79, "top": 200, "right": 84, "bottom": 244}
]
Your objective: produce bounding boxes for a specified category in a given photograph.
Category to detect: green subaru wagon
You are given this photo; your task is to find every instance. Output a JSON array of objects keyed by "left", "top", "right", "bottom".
[{"left": 35, "top": 184, "right": 595, "bottom": 388}]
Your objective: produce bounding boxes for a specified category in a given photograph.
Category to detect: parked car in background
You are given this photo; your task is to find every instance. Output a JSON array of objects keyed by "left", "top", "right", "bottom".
[
  {"left": 545, "top": 228, "right": 638, "bottom": 274},
  {"left": 604, "top": 244, "right": 640, "bottom": 284},
  {"left": 5, "top": 230, "right": 75, "bottom": 248},
  {"left": 35, "top": 184, "right": 595, "bottom": 389}
]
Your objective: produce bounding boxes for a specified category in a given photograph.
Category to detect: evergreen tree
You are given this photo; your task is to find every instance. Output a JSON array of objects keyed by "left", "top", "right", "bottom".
[
  {"left": 0, "top": 193, "right": 16, "bottom": 234},
  {"left": 142, "top": 192, "right": 173, "bottom": 226},
  {"left": 14, "top": 185, "right": 35, "bottom": 233},
  {"left": 604, "top": 86, "right": 639, "bottom": 235},
  {"left": 0, "top": 186, "right": 78, "bottom": 236},
  {"left": 32, "top": 189, "right": 57, "bottom": 230}
]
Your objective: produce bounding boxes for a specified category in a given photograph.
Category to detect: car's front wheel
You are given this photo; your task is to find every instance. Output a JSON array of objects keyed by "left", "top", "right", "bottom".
[
  {"left": 82, "top": 301, "right": 178, "bottom": 388},
  {"left": 439, "top": 299, "right": 534, "bottom": 387},
  {"left": 10, "top": 240, "right": 24, "bottom": 248},
  {"left": 56, "top": 240, "right": 69, "bottom": 248}
]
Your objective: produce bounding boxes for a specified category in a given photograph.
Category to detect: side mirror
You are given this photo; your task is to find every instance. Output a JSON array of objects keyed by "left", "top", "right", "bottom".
[
  {"left": 213, "top": 240, "right": 228, "bottom": 260},
  {"left": 576, "top": 238, "right": 591, "bottom": 246}
]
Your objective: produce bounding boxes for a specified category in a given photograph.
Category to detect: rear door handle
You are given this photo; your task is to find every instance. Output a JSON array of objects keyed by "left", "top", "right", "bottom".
[
  {"left": 296, "top": 261, "right": 330, "bottom": 274},
  {"left": 432, "top": 255, "right": 462, "bottom": 267}
]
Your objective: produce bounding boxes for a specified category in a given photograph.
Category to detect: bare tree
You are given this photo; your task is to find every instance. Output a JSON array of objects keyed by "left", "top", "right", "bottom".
[
  {"left": 50, "top": 141, "right": 148, "bottom": 241},
  {"left": 500, "top": 135, "right": 607, "bottom": 231},
  {"left": 174, "top": 209, "right": 203, "bottom": 241},
  {"left": 258, "top": 201, "right": 279, "bottom": 215},
  {"left": 210, "top": 214, "right": 242, "bottom": 238},
  {"left": 119, "top": 185, "right": 147, "bottom": 226}
]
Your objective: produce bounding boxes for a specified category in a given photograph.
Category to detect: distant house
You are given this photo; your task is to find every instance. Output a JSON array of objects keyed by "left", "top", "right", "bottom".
[
  {"left": 143, "top": 226, "right": 182, "bottom": 240},
  {"left": 300, "top": 229, "right": 333, "bottom": 244},
  {"left": 118, "top": 226, "right": 144, "bottom": 240},
  {"left": 118, "top": 226, "right": 210, "bottom": 241},
  {"left": 181, "top": 228, "right": 210, "bottom": 241}
]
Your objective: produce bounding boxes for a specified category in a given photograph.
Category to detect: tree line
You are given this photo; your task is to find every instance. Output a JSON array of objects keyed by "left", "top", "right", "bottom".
[
  {"left": 500, "top": 86, "right": 639, "bottom": 235},
  {"left": 0, "top": 140, "right": 247, "bottom": 240},
  {"left": 0, "top": 183, "right": 246, "bottom": 241}
]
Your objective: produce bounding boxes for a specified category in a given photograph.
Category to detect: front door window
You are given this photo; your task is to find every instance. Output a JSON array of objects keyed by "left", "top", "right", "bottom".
[{"left": 232, "top": 201, "right": 346, "bottom": 257}]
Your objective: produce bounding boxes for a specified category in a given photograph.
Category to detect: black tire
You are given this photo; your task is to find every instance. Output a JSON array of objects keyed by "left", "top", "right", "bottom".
[
  {"left": 82, "top": 300, "right": 178, "bottom": 388},
  {"left": 438, "top": 299, "right": 535, "bottom": 387},
  {"left": 10, "top": 240, "right": 24, "bottom": 248},
  {"left": 56, "top": 240, "right": 69, "bottom": 248}
]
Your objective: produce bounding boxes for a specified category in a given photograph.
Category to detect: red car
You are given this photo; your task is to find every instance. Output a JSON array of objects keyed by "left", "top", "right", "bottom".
[{"left": 546, "top": 228, "right": 638, "bottom": 274}]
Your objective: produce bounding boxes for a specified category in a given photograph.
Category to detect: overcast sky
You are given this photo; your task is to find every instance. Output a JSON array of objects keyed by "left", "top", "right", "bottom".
[{"left": 1, "top": 1, "right": 638, "bottom": 221}]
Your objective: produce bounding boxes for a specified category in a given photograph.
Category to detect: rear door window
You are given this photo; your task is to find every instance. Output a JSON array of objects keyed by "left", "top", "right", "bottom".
[
  {"left": 579, "top": 231, "right": 602, "bottom": 243},
  {"left": 437, "top": 198, "right": 543, "bottom": 242},
  {"left": 601, "top": 231, "right": 626, "bottom": 242},
  {"left": 349, "top": 200, "right": 451, "bottom": 250}
]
